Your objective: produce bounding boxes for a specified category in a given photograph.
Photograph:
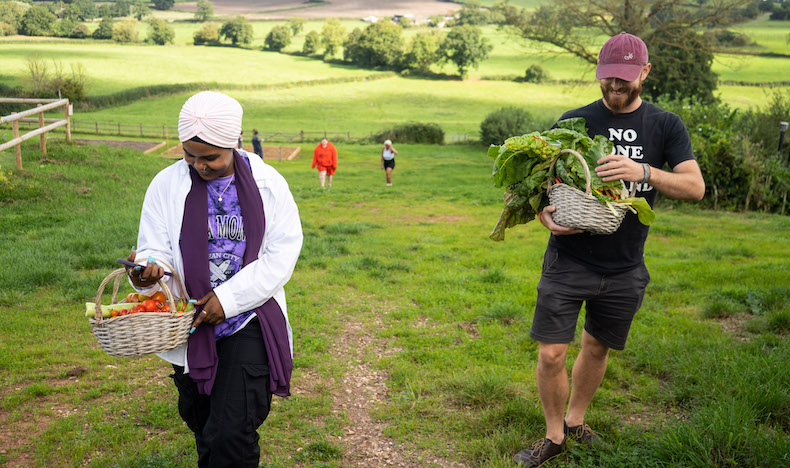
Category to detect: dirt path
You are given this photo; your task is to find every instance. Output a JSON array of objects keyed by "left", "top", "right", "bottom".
[{"left": 322, "top": 312, "right": 466, "bottom": 467}]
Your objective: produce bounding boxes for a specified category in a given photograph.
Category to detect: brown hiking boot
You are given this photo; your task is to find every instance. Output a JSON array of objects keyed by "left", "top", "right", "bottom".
[
  {"left": 564, "top": 420, "right": 601, "bottom": 446},
  {"left": 513, "top": 437, "right": 566, "bottom": 467}
]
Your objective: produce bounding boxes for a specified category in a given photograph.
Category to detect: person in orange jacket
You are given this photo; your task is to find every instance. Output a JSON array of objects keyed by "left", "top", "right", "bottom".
[{"left": 312, "top": 137, "right": 338, "bottom": 189}]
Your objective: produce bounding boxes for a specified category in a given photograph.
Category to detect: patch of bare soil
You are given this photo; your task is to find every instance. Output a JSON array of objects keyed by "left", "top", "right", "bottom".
[
  {"left": 72, "top": 138, "right": 163, "bottom": 153},
  {"left": 322, "top": 311, "right": 466, "bottom": 467},
  {"left": 161, "top": 142, "right": 301, "bottom": 160},
  {"left": 179, "top": 0, "right": 462, "bottom": 20}
]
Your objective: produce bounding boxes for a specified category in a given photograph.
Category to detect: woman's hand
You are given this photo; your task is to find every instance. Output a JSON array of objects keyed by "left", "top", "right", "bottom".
[
  {"left": 190, "top": 291, "right": 226, "bottom": 332},
  {"left": 539, "top": 206, "right": 582, "bottom": 236},
  {"left": 125, "top": 250, "right": 164, "bottom": 288}
]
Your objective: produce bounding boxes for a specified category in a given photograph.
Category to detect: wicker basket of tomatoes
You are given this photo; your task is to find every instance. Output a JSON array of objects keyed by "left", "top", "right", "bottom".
[{"left": 87, "top": 258, "right": 195, "bottom": 358}]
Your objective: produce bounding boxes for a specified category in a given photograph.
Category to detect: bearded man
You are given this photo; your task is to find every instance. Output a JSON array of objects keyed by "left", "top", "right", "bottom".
[{"left": 514, "top": 33, "right": 706, "bottom": 467}]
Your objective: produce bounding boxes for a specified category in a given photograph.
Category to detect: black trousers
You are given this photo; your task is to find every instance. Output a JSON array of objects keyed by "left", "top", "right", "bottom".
[{"left": 171, "top": 318, "right": 272, "bottom": 468}]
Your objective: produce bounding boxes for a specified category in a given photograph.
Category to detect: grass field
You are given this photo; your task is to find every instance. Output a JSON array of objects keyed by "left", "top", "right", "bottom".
[{"left": 0, "top": 140, "right": 788, "bottom": 467}]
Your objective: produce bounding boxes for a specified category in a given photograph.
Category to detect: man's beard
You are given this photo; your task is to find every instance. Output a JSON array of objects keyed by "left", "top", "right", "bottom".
[{"left": 601, "top": 80, "right": 642, "bottom": 112}]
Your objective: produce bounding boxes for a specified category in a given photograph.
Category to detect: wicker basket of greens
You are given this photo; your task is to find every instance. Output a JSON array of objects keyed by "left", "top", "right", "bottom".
[{"left": 488, "top": 118, "right": 655, "bottom": 240}]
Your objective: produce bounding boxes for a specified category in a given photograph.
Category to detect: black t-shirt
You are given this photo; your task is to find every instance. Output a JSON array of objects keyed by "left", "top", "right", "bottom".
[{"left": 548, "top": 99, "right": 695, "bottom": 274}]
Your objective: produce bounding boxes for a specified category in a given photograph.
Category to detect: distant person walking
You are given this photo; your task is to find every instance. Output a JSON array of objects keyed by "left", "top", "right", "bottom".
[
  {"left": 252, "top": 129, "right": 263, "bottom": 158},
  {"left": 237, "top": 130, "right": 244, "bottom": 149},
  {"left": 381, "top": 139, "right": 397, "bottom": 186},
  {"left": 311, "top": 137, "right": 337, "bottom": 189}
]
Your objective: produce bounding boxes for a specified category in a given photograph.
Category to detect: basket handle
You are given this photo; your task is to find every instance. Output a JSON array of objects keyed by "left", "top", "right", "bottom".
[
  {"left": 547, "top": 149, "right": 637, "bottom": 198},
  {"left": 93, "top": 257, "right": 190, "bottom": 325},
  {"left": 548, "top": 149, "right": 592, "bottom": 195}
]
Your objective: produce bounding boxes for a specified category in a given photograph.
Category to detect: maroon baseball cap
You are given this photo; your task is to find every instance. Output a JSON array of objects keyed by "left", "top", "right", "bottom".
[{"left": 596, "top": 32, "right": 649, "bottom": 82}]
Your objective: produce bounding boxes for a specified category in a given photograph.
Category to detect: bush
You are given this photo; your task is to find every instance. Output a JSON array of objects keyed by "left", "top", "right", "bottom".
[
  {"left": 523, "top": 64, "right": 550, "bottom": 83},
  {"left": 193, "top": 23, "right": 219, "bottom": 45},
  {"left": 302, "top": 30, "right": 321, "bottom": 54},
  {"left": 479, "top": 107, "right": 540, "bottom": 146},
  {"left": 264, "top": 24, "right": 292, "bottom": 52},
  {"left": 657, "top": 93, "right": 790, "bottom": 213},
  {"left": 71, "top": 23, "right": 90, "bottom": 39},
  {"left": 373, "top": 122, "right": 445, "bottom": 144},
  {"left": 220, "top": 16, "right": 253, "bottom": 45},
  {"left": 92, "top": 17, "right": 114, "bottom": 39},
  {"left": 152, "top": 0, "right": 175, "bottom": 11},
  {"left": 112, "top": 20, "right": 139, "bottom": 43},
  {"left": 147, "top": 17, "right": 175, "bottom": 45}
]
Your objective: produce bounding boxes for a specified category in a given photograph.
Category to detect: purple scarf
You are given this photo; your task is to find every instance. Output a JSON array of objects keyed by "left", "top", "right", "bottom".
[{"left": 181, "top": 150, "right": 292, "bottom": 397}]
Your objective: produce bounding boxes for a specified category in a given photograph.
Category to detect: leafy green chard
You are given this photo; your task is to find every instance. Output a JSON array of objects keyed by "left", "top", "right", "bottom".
[{"left": 489, "top": 117, "right": 655, "bottom": 241}]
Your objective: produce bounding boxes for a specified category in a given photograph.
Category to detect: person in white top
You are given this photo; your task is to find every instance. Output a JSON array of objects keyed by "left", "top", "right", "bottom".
[
  {"left": 125, "top": 91, "right": 302, "bottom": 467},
  {"left": 380, "top": 139, "right": 398, "bottom": 186}
]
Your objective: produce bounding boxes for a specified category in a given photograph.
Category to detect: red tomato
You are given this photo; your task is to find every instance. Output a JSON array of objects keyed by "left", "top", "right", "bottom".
[
  {"left": 151, "top": 291, "right": 167, "bottom": 303},
  {"left": 133, "top": 304, "right": 146, "bottom": 314},
  {"left": 141, "top": 300, "right": 159, "bottom": 312},
  {"left": 160, "top": 304, "right": 170, "bottom": 313},
  {"left": 110, "top": 309, "right": 120, "bottom": 318}
]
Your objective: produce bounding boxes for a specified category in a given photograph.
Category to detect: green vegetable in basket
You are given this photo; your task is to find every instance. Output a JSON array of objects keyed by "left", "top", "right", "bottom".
[{"left": 488, "top": 117, "right": 655, "bottom": 241}]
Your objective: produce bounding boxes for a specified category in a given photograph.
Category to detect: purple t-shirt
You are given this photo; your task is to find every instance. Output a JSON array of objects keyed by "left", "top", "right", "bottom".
[{"left": 206, "top": 167, "right": 255, "bottom": 339}]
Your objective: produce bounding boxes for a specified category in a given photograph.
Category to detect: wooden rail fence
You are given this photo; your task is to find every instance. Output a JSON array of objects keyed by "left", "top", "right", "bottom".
[{"left": 0, "top": 98, "right": 72, "bottom": 169}]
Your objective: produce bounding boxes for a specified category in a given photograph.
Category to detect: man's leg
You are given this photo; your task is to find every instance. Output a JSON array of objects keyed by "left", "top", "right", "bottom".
[
  {"left": 318, "top": 171, "right": 326, "bottom": 188},
  {"left": 537, "top": 342, "right": 570, "bottom": 444},
  {"left": 327, "top": 174, "right": 333, "bottom": 188},
  {"left": 565, "top": 330, "right": 609, "bottom": 427},
  {"left": 385, "top": 167, "right": 393, "bottom": 184}
]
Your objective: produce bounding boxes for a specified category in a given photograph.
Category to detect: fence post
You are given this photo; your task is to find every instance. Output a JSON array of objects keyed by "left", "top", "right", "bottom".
[
  {"left": 95, "top": 121, "right": 99, "bottom": 134},
  {"left": 38, "top": 104, "right": 47, "bottom": 157},
  {"left": 118, "top": 123, "right": 121, "bottom": 136},
  {"left": 300, "top": 130, "right": 304, "bottom": 142},
  {"left": 12, "top": 119, "right": 21, "bottom": 170},
  {"left": 140, "top": 124, "right": 143, "bottom": 137},
  {"left": 64, "top": 100, "right": 71, "bottom": 143}
]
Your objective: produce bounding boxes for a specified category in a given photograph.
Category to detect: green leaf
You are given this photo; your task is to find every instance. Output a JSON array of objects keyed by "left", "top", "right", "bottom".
[{"left": 616, "top": 197, "right": 656, "bottom": 226}]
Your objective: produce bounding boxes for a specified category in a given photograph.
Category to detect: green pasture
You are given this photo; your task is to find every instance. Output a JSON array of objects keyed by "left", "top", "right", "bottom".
[
  {"left": 73, "top": 77, "right": 599, "bottom": 137},
  {"left": 0, "top": 139, "right": 788, "bottom": 467},
  {"left": 731, "top": 19, "right": 790, "bottom": 55}
]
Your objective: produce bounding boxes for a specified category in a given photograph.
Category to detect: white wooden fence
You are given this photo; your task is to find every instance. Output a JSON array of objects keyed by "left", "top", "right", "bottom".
[{"left": 0, "top": 98, "right": 71, "bottom": 169}]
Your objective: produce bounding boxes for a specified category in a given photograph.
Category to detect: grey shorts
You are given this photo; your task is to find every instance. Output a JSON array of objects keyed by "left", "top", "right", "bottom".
[{"left": 530, "top": 246, "right": 651, "bottom": 350}]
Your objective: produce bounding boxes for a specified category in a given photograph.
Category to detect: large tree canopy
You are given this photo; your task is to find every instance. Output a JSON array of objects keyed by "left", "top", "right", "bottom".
[{"left": 494, "top": 0, "right": 754, "bottom": 101}]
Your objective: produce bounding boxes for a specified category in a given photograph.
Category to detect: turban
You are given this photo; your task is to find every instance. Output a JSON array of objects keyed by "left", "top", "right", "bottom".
[{"left": 178, "top": 91, "right": 243, "bottom": 149}]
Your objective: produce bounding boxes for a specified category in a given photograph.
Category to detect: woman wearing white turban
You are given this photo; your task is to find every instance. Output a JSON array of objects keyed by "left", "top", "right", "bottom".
[{"left": 123, "top": 91, "right": 303, "bottom": 467}]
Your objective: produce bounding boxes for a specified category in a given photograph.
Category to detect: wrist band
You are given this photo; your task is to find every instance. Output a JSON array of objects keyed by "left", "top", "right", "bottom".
[
  {"left": 641, "top": 163, "right": 650, "bottom": 184},
  {"left": 537, "top": 211, "right": 546, "bottom": 227}
]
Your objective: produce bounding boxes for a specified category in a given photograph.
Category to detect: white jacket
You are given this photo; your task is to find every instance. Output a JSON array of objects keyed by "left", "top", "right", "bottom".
[{"left": 134, "top": 151, "right": 303, "bottom": 369}]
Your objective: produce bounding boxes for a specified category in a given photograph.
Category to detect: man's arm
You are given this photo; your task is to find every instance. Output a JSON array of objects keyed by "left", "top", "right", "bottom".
[{"left": 595, "top": 155, "right": 705, "bottom": 201}]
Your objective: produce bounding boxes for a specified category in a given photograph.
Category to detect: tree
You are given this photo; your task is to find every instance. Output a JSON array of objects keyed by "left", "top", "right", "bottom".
[
  {"left": 493, "top": 0, "right": 754, "bottom": 102},
  {"left": 220, "top": 16, "right": 253, "bottom": 45},
  {"left": 73, "top": 0, "right": 96, "bottom": 21},
  {"left": 132, "top": 3, "right": 150, "bottom": 21},
  {"left": 193, "top": 22, "right": 219, "bottom": 45},
  {"left": 0, "top": 1, "right": 26, "bottom": 34},
  {"left": 343, "top": 21, "right": 404, "bottom": 68},
  {"left": 288, "top": 17, "right": 305, "bottom": 35},
  {"left": 264, "top": 24, "right": 292, "bottom": 51},
  {"left": 20, "top": 6, "right": 57, "bottom": 36},
  {"left": 115, "top": 0, "right": 131, "bottom": 17},
  {"left": 147, "top": 17, "right": 175, "bottom": 45},
  {"left": 302, "top": 29, "right": 321, "bottom": 54},
  {"left": 439, "top": 25, "right": 492, "bottom": 78},
  {"left": 92, "top": 17, "right": 114, "bottom": 39},
  {"left": 152, "top": 0, "right": 174, "bottom": 11},
  {"left": 454, "top": 0, "right": 488, "bottom": 26},
  {"left": 401, "top": 30, "right": 443, "bottom": 73},
  {"left": 112, "top": 19, "right": 138, "bottom": 43},
  {"left": 320, "top": 19, "right": 346, "bottom": 59},
  {"left": 194, "top": 0, "right": 213, "bottom": 22}
]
